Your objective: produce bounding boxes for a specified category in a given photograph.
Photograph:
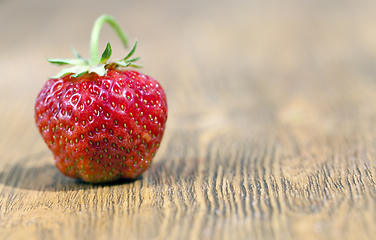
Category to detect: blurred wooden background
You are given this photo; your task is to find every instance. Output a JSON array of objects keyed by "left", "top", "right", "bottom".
[{"left": 1, "top": 0, "right": 376, "bottom": 239}]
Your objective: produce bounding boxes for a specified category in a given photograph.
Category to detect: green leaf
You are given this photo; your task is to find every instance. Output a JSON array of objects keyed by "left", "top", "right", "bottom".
[
  {"left": 115, "top": 61, "right": 131, "bottom": 67},
  {"left": 50, "top": 65, "right": 82, "bottom": 78},
  {"left": 99, "top": 42, "right": 112, "bottom": 64},
  {"left": 47, "top": 58, "right": 86, "bottom": 66},
  {"left": 115, "top": 59, "right": 144, "bottom": 68},
  {"left": 90, "top": 65, "right": 107, "bottom": 76},
  {"left": 71, "top": 45, "right": 83, "bottom": 59},
  {"left": 125, "top": 57, "right": 140, "bottom": 63},
  {"left": 130, "top": 62, "right": 144, "bottom": 68},
  {"left": 115, "top": 56, "right": 140, "bottom": 68},
  {"left": 122, "top": 40, "right": 137, "bottom": 61},
  {"left": 71, "top": 66, "right": 90, "bottom": 78}
]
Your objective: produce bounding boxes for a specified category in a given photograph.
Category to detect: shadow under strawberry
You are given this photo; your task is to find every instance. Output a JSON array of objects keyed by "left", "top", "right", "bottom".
[{"left": 0, "top": 151, "right": 141, "bottom": 192}]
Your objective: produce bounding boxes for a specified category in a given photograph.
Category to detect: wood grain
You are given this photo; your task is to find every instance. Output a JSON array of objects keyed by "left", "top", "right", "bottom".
[{"left": 1, "top": 0, "right": 376, "bottom": 239}]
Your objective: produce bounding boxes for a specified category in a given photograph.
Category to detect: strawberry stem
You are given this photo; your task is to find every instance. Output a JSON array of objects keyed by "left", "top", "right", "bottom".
[
  {"left": 90, "top": 15, "right": 129, "bottom": 65},
  {"left": 48, "top": 14, "right": 140, "bottom": 78}
]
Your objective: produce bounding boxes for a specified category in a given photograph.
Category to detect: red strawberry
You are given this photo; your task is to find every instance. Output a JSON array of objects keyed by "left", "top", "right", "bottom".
[{"left": 35, "top": 15, "right": 167, "bottom": 183}]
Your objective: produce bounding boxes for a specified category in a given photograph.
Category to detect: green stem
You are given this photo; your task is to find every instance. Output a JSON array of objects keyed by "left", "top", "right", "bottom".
[{"left": 90, "top": 15, "right": 129, "bottom": 65}]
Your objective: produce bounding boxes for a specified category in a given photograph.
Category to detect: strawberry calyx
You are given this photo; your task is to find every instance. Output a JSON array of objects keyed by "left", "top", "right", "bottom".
[{"left": 47, "top": 15, "right": 142, "bottom": 78}]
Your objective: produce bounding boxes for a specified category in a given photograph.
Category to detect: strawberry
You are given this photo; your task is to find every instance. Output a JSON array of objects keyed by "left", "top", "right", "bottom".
[{"left": 35, "top": 15, "right": 167, "bottom": 183}]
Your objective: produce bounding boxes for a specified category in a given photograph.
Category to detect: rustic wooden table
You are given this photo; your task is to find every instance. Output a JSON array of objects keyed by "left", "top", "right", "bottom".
[{"left": 1, "top": 0, "right": 376, "bottom": 239}]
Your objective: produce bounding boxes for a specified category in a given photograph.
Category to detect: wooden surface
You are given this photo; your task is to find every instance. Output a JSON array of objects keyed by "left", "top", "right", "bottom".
[{"left": 1, "top": 0, "right": 376, "bottom": 239}]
